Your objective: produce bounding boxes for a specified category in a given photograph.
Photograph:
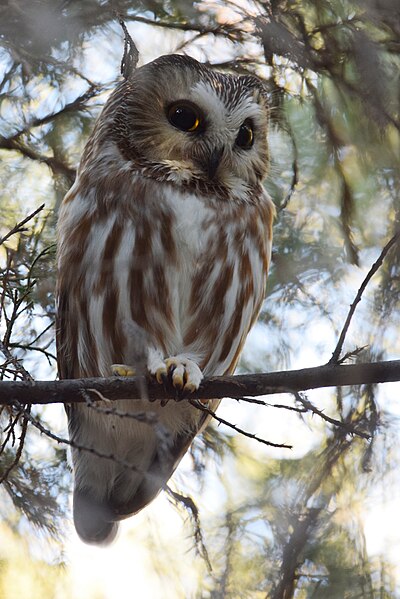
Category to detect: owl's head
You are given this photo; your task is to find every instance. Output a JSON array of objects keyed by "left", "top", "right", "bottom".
[{"left": 110, "top": 54, "right": 269, "bottom": 201}]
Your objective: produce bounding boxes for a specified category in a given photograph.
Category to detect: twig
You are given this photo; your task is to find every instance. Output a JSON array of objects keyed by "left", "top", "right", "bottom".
[
  {"left": 293, "top": 392, "right": 370, "bottom": 439},
  {"left": 0, "top": 137, "right": 76, "bottom": 183},
  {"left": 0, "top": 204, "right": 45, "bottom": 247},
  {"left": 0, "top": 411, "right": 19, "bottom": 453},
  {"left": 82, "top": 388, "right": 160, "bottom": 425},
  {"left": 0, "top": 406, "right": 30, "bottom": 484},
  {"left": 232, "top": 395, "right": 307, "bottom": 412},
  {"left": 6, "top": 86, "right": 102, "bottom": 143},
  {"left": 165, "top": 485, "right": 212, "bottom": 573},
  {"left": 278, "top": 121, "right": 299, "bottom": 213},
  {"left": 0, "top": 341, "right": 34, "bottom": 382},
  {"left": 337, "top": 345, "right": 368, "bottom": 364},
  {"left": 9, "top": 344, "right": 57, "bottom": 363},
  {"left": 329, "top": 230, "right": 400, "bottom": 364},
  {"left": 189, "top": 399, "right": 292, "bottom": 449},
  {"left": 127, "top": 14, "right": 229, "bottom": 35},
  {"left": 10, "top": 400, "right": 146, "bottom": 477}
]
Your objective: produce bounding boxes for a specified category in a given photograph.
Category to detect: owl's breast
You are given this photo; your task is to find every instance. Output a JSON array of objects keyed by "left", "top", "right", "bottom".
[
  {"left": 148, "top": 185, "right": 272, "bottom": 374},
  {"left": 160, "top": 187, "right": 220, "bottom": 342},
  {"left": 163, "top": 186, "right": 214, "bottom": 257}
]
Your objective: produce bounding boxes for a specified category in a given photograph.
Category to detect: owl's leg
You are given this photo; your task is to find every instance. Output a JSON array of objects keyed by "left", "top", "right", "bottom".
[{"left": 147, "top": 348, "right": 203, "bottom": 394}]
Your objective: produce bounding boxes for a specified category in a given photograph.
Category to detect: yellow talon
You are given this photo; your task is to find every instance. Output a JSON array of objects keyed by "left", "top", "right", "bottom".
[
  {"left": 151, "top": 355, "right": 203, "bottom": 394},
  {"left": 184, "top": 382, "right": 197, "bottom": 394},
  {"left": 111, "top": 364, "right": 136, "bottom": 377},
  {"left": 156, "top": 369, "right": 165, "bottom": 384}
]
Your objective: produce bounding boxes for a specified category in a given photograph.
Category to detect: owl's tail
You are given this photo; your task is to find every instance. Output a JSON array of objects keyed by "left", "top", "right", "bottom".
[
  {"left": 67, "top": 399, "right": 213, "bottom": 545},
  {"left": 73, "top": 489, "right": 119, "bottom": 545},
  {"left": 70, "top": 433, "right": 167, "bottom": 544},
  {"left": 68, "top": 411, "right": 198, "bottom": 544},
  {"left": 71, "top": 441, "right": 184, "bottom": 545}
]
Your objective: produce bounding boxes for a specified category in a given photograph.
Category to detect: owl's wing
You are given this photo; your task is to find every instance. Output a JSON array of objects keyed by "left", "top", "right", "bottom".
[{"left": 56, "top": 286, "right": 75, "bottom": 381}]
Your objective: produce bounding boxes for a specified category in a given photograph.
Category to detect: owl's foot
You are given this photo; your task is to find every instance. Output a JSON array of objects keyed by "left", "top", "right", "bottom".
[
  {"left": 111, "top": 364, "right": 136, "bottom": 377},
  {"left": 157, "top": 357, "right": 203, "bottom": 393},
  {"left": 147, "top": 351, "right": 203, "bottom": 400}
]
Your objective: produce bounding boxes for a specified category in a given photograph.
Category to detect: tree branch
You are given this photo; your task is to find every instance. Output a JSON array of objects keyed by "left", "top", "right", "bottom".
[
  {"left": 5, "top": 85, "right": 103, "bottom": 144},
  {"left": 0, "top": 360, "right": 399, "bottom": 406},
  {"left": 0, "top": 204, "right": 45, "bottom": 246},
  {"left": 329, "top": 229, "right": 400, "bottom": 364},
  {"left": 0, "top": 137, "right": 76, "bottom": 183}
]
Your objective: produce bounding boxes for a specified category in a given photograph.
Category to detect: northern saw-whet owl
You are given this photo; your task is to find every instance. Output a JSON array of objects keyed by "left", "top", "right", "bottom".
[{"left": 56, "top": 52, "right": 274, "bottom": 544}]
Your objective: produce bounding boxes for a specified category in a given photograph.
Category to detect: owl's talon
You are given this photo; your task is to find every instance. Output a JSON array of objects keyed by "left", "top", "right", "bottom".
[
  {"left": 171, "top": 363, "right": 185, "bottom": 390},
  {"left": 183, "top": 382, "right": 198, "bottom": 394},
  {"left": 167, "top": 363, "right": 175, "bottom": 375},
  {"left": 148, "top": 353, "right": 203, "bottom": 396},
  {"left": 160, "top": 371, "right": 169, "bottom": 386},
  {"left": 111, "top": 364, "right": 136, "bottom": 377}
]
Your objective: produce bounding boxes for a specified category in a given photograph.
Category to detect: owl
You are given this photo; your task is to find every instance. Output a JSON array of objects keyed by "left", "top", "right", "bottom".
[{"left": 56, "top": 53, "right": 274, "bottom": 544}]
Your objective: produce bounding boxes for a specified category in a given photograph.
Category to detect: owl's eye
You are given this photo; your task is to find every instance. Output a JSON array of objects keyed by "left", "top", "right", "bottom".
[
  {"left": 236, "top": 120, "right": 254, "bottom": 150},
  {"left": 167, "top": 103, "right": 201, "bottom": 132}
]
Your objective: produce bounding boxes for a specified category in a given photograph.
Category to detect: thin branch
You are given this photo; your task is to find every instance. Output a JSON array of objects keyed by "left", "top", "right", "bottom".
[
  {"left": 329, "top": 230, "right": 400, "bottom": 364},
  {"left": 0, "top": 341, "right": 34, "bottom": 382},
  {"left": 0, "top": 411, "right": 19, "bottom": 453},
  {"left": 0, "top": 204, "right": 45, "bottom": 246},
  {"left": 190, "top": 399, "right": 292, "bottom": 449},
  {"left": 231, "top": 395, "right": 307, "bottom": 412},
  {"left": 0, "top": 360, "right": 399, "bottom": 406},
  {"left": 81, "top": 388, "right": 174, "bottom": 463},
  {"left": 127, "top": 14, "right": 229, "bottom": 35},
  {"left": 278, "top": 155, "right": 298, "bottom": 212},
  {"left": 9, "top": 344, "right": 57, "bottom": 363},
  {"left": 0, "top": 407, "right": 30, "bottom": 484},
  {"left": 81, "top": 388, "right": 169, "bottom": 429},
  {"left": 0, "top": 137, "right": 76, "bottom": 183},
  {"left": 165, "top": 485, "right": 212, "bottom": 573},
  {"left": 293, "top": 391, "right": 370, "bottom": 439},
  {"left": 6, "top": 86, "right": 102, "bottom": 143},
  {"left": 10, "top": 400, "right": 145, "bottom": 477}
]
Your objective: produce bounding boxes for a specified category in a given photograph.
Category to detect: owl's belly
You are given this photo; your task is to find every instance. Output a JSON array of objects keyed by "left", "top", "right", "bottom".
[
  {"left": 76, "top": 186, "right": 267, "bottom": 379},
  {"left": 120, "top": 193, "right": 266, "bottom": 375}
]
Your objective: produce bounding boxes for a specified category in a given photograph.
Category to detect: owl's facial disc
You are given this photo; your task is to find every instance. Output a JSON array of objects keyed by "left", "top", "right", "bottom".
[{"left": 116, "top": 54, "right": 269, "bottom": 197}]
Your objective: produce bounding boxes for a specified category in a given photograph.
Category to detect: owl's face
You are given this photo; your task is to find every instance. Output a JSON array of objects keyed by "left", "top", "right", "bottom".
[{"left": 113, "top": 54, "right": 269, "bottom": 200}]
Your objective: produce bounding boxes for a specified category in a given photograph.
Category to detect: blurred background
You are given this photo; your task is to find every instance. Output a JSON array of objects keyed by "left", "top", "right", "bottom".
[{"left": 0, "top": 1, "right": 399, "bottom": 597}]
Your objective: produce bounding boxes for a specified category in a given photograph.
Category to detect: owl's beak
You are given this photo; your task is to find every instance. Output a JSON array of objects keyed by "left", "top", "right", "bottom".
[{"left": 206, "top": 147, "right": 224, "bottom": 180}]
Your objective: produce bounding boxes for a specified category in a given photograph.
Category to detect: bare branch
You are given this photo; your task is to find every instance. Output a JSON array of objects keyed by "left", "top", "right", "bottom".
[
  {"left": 0, "top": 204, "right": 45, "bottom": 247},
  {"left": 0, "top": 137, "right": 76, "bottom": 183},
  {"left": 6, "top": 86, "right": 103, "bottom": 143},
  {"left": 11, "top": 399, "right": 145, "bottom": 477},
  {"left": 0, "top": 341, "right": 34, "bottom": 382},
  {"left": 189, "top": 399, "right": 292, "bottom": 449},
  {"left": 0, "top": 406, "right": 30, "bottom": 484},
  {"left": 330, "top": 230, "right": 400, "bottom": 364},
  {"left": 292, "top": 391, "right": 370, "bottom": 439},
  {"left": 0, "top": 360, "right": 399, "bottom": 406},
  {"left": 165, "top": 485, "right": 212, "bottom": 573}
]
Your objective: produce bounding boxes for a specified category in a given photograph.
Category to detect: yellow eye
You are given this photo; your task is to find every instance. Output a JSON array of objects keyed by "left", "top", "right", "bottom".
[
  {"left": 167, "top": 103, "right": 201, "bottom": 132},
  {"left": 188, "top": 116, "right": 200, "bottom": 131},
  {"left": 236, "top": 119, "right": 254, "bottom": 149}
]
